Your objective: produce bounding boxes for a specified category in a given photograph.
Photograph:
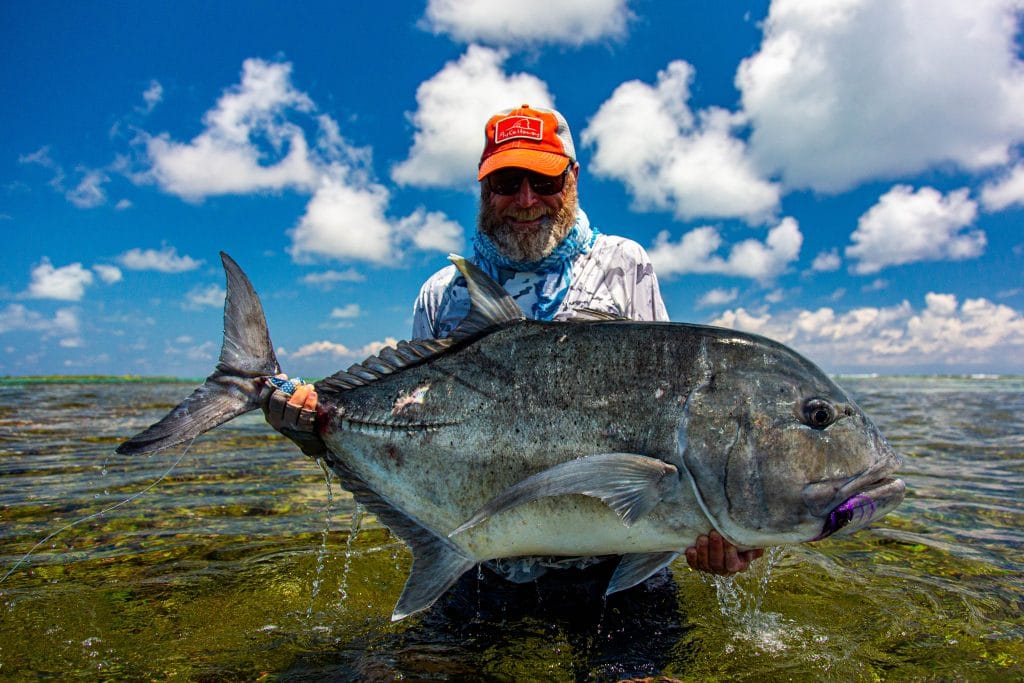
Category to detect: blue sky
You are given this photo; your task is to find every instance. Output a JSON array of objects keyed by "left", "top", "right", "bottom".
[{"left": 3, "top": 0, "right": 1023, "bottom": 378}]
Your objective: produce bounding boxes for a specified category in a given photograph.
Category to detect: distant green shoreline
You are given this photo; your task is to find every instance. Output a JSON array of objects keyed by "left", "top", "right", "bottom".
[{"left": 0, "top": 375, "right": 203, "bottom": 385}]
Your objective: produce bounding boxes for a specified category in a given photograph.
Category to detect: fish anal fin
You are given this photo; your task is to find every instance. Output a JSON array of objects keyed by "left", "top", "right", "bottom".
[
  {"left": 606, "top": 551, "right": 680, "bottom": 596},
  {"left": 450, "top": 453, "right": 679, "bottom": 536},
  {"left": 326, "top": 459, "right": 474, "bottom": 621},
  {"left": 392, "top": 537, "right": 475, "bottom": 622}
]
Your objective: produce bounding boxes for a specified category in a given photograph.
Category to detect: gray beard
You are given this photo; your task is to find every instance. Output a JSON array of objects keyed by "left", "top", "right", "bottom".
[{"left": 478, "top": 180, "right": 578, "bottom": 263}]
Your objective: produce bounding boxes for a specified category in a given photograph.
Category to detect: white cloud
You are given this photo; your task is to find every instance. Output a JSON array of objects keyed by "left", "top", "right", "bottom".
[
  {"left": 330, "top": 304, "right": 361, "bottom": 319},
  {"left": 184, "top": 284, "right": 226, "bottom": 309},
  {"left": 861, "top": 279, "right": 888, "bottom": 293},
  {"left": 301, "top": 269, "right": 365, "bottom": 289},
  {"left": 421, "top": 0, "right": 632, "bottom": 47},
  {"left": 397, "top": 207, "right": 464, "bottom": 253},
  {"left": 138, "top": 58, "right": 458, "bottom": 267},
  {"left": 811, "top": 249, "right": 841, "bottom": 272},
  {"left": 289, "top": 175, "right": 463, "bottom": 264},
  {"left": 391, "top": 45, "right": 554, "bottom": 189},
  {"left": 19, "top": 146, "right": 57, "bottom": 169},
  {"left": 289, "top": 340, "right": 351, "bottom": 359},
  {"left": 66, "top": 169, "right": 109, "bottom": 208},
  {"left": 980, "top": 163, "right": 1024, "bottom": 212},
  {"left": 142, "top": 80, "right": 163, "bottom": 113},
  {"left": 143, "top": 59, "right": 321, "bottom": 200},
  {"left": 19, "top": 146, "right": 67, "bottom": 194},
  {"left": 289, "top": 176, "right": 395, "bottom": 263},
  {"left": 118, "top": 245, "right": 202, "bottom": 272},
  {"left": 650, "top": 216, "right": 802, "bottom": 282},
  {"left": 114, "top": 198, "right": 132, "bottom": 211},
  {"left": 738, "top": 0, "right": 1024, "bottom": 191},
  {"left": 164, "top": 339, "right": 218, "bottom": 362},
  {"left": 582, "top": 60, "right": 780, "bottom": 223},
  {"left": 25, "top": 259, "right": 94, "bottom": 301},
  {"left": 845, "top": 185, "right": 984, "bottom": 274},
  {"left": 697, "top": 287, "right": 739, "bottom": 308},
  {"left": 289, "top": 337, "right": 399, "bottom": 361},
  {"left": 21, "top": 149, "right": 112, "bottom": 209},
  {"left": 711, "top": 293, "right": 1024, "bottom": 370},
  {"left": 0, "top": 304, "right": 80, "bottom": 336},
  {"left": 93, "top": 264, "right": 123, "bottom": 284}
]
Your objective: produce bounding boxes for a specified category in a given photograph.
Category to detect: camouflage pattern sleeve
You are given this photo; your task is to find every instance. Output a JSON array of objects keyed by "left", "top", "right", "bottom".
[
  {"left": 632, "top": 243, "right": 670, "bottom": 322},
  {"left": 412, "top": 265, "right": 460, "bottom": 340},
  {"left": 563, "top": 235, "right": 669, "bottom": 322}
]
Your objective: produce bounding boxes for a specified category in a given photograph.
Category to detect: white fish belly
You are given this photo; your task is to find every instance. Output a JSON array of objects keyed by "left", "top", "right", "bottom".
[{"left": 453, "top": 496, "right": 697, "bottom": 561}]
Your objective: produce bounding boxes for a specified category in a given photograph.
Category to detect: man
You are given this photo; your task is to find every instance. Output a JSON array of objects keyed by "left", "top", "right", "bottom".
[
  {"left": 263, "top": 104, "right": 762, "bottom": 577},
  {"left": 412, "top": 104, "right": 666, "bottom": 339}
]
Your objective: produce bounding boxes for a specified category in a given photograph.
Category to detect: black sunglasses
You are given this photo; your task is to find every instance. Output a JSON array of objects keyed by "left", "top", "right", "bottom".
[{"left": 486, "top": 168, "right": 569, "bottom": 196}]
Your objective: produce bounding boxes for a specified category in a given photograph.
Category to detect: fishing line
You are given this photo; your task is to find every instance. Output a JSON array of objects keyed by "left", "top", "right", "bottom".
[{"left": 0, "top": 438, "right": 196, "bottom": 586}]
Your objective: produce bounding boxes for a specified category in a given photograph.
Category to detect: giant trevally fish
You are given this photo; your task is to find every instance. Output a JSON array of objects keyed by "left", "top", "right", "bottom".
[{"left": 118, "top": 253, "right": 905, "bottom": 621}]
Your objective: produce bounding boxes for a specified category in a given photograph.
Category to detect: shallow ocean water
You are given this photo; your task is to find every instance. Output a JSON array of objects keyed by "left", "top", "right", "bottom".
[{"left": 0, "top": 376, "right": 1021, "bottom": 680}]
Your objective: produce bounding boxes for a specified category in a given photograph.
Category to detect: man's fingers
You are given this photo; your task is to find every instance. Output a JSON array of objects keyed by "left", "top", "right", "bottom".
[
  {"left": 288, "top": 383, "right": 311, "bottom": 407},
  {"left": 267, "top": 389, "right": 289, "bottom": 427},
  {"left": 695, "top": 534, "right": 710, "bottom": 572},
  {"left": 685, "top": 532, "right": 764, "bottom": 576},
  {"left": 302, "top": 388, "right": 318, "bottom": 411},
  {"left": 707, "top": 531, "right": 726, "bottom": 573},
  {"left": 723, "top": 543, "right": 744, "bottom": 574}
]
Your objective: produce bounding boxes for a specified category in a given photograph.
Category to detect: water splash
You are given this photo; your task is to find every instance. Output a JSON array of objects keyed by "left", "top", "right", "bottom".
[
  {"left": 336, "top": 502, "right": 365, "bottom": 602},
  {"left": 702, "top": 546, "right": 806, "bottom": 653},
  {"left": 307, "top": 459, "right": 334, "bottom": 619}
]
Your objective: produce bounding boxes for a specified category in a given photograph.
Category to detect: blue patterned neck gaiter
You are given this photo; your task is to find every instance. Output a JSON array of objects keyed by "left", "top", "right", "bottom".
[{"left": 472, "top": 208, "right": 598, "bottom": 320}]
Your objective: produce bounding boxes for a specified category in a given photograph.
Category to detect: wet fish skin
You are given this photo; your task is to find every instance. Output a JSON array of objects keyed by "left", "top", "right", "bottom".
[{"left": 118, "top": 252, "right": 905, "bottom": 621}]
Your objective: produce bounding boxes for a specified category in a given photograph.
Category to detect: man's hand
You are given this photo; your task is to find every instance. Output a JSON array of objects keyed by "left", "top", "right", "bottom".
[
  {"left": 259, "top": 374, "right": 326, "bottom": 456},
  {"left": 685, "top": 531, "right": 764, "bottom": 576}
]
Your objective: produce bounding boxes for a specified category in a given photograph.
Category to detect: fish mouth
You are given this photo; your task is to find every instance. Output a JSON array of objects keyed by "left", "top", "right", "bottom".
[{"left": 812, "top": 477, "right": 905, "bottom": 541}]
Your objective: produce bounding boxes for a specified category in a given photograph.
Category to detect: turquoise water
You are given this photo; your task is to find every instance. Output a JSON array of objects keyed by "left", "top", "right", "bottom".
[{"left": 0, "top": 376, "right": 1021, "bottom": 680}]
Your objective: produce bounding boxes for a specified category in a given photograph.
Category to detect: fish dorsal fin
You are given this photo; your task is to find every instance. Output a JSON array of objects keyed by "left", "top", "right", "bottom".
[
  {"left": 448, "top": 254, "right": 525, "bottom": 339},
  {"left": 318, "top": 338, "right": 456, "bottom": 392},
  {"left": 317, "top": 256, "right": 521, "bottom": 395},
  {"left": 564, "top": 307, "right": 629, "bottom": 322}
]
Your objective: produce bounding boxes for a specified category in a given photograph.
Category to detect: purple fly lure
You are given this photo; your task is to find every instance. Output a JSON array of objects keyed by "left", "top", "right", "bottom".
[{"left": 814, "top": 493, "right": 878, "bottom": 541}]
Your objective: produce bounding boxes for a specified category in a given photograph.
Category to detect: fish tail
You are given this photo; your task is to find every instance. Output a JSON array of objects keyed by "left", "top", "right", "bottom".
[{"left": 116, "top": 252, "right": 281, "bottom": 455}]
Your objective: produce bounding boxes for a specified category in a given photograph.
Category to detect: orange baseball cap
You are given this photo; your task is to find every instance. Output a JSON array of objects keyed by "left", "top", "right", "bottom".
[{"left": 477, "top": 104, "right": 576, "bottom": 181}]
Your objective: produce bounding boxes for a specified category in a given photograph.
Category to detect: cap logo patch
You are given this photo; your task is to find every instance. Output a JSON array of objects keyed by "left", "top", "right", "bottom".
[{"left": 494, "top": 115, "right": 544, "bottom": 144}]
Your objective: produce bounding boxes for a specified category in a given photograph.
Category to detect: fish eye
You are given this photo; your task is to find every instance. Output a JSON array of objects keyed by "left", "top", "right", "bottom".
[{"left": 802, "top": 398, "right": 837, "bottom": 429}]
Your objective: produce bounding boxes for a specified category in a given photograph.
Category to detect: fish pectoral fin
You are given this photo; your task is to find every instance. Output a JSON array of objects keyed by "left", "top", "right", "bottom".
[
  {"left": 450, "top": 453, "right": 679, "bottom": 536},
  {"left": 606, "top": 551, "right": 680, "bottom": 596},
  {"left": 392, "top": 535, "right": 476, "bottom": 622}
]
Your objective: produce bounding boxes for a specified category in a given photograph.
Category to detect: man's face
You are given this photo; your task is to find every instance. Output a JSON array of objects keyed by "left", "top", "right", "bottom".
[{"left": 478, "top": 164, "right": 579, "bottom": 263}]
